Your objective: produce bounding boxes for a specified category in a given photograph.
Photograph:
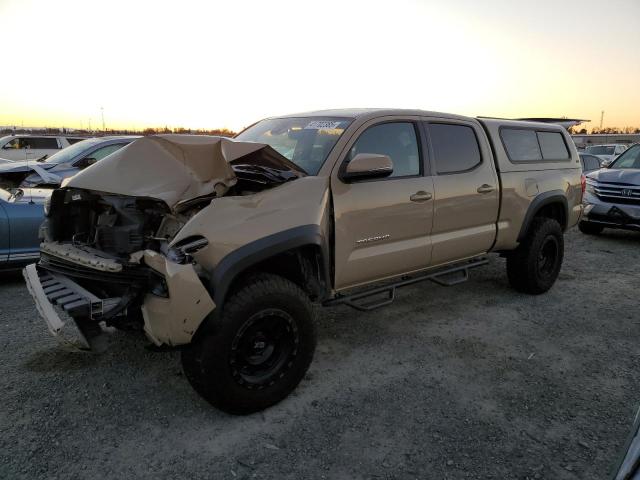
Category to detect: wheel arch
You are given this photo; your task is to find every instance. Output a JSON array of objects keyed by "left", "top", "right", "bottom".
[
  {"left": 209, "top": 225, "right": 332, "bottom": 314},
  {"left": 517, "top": 190, "right": 568, "bottom": 242}
]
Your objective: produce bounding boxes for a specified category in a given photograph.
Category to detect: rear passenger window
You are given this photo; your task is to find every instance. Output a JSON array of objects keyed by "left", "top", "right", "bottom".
[
  {"left": 349, "top": 122, "right": 420, "bottom": 178},
  {"left": 501, "top": 129, "right": 541, "bottom": 161},
  {"left": 537, "top": 132, "right": 569, "bottom": 160},
  {"left": 428, "top": 123, "right": 481, "bottom": 174}
]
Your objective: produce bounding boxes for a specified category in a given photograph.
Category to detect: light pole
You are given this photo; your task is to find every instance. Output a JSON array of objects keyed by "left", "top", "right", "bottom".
[{"left": 101, "top": 107, "right": 105, "bottom": 132}]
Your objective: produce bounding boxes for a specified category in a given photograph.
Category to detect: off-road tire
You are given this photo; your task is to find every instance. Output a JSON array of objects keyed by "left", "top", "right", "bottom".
[
  {"left": 181, "top": 273, "right": 316, "bottom": 415},
  {"left": 507, "top": 217, "right": 564, "bottom": 295},
  {"left": 578, "top": 221, "right": 604, "bottom": 235}
]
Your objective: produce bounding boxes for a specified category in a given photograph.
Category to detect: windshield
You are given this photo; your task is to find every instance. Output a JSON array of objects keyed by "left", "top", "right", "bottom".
[
  {"left": 44, "top": 138, "right": 102, "bottom": 164},
  {"left": 609, "top": 144, "right": 640, "bottom": 169},
  {"left": 235, "top": 117, "right": 353, "bottom": 175},
  {"left": 585, "top": 145, "right": 615, "bottom": 155}
]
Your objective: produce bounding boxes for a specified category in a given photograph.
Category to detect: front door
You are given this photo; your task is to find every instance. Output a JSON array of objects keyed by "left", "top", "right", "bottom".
[{"left": 331, "top": 119, "right": 435, "bottom": 290}]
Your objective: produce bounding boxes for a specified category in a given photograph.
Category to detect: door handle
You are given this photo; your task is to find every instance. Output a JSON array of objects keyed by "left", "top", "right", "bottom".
[
  {"left": 410, "top": 191, "right": 433, "bottom": 202},
  {"left": 477, "top": 184, "right": 495, "bottom": 194}
]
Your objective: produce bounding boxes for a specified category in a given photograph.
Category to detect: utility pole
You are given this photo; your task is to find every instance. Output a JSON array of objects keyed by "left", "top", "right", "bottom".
[
  {"left": 101, "top": 106, "right": 105, "bottom": 131},
  {"left": 600, "top": 110, "right": 604, "bottom": 130}
]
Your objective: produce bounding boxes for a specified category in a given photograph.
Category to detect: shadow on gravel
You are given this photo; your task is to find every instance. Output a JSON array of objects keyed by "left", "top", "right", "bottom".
[
  {"left": 588, "top": 230, "right": 640, "bottom": 245},
  {"left": 0, "top": 269, "right": 25, "bottom": 284},
  {"left": 23, "top": 347, "right": 99, "bottom": 372}
]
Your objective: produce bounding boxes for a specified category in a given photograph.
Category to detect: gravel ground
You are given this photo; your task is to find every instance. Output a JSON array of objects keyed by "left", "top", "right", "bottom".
[{"left": 1, "top": 228, "right": 639, "bottom": 479}]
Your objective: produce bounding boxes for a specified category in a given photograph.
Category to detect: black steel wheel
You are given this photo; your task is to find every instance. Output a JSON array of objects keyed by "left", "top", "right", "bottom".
[
  {"left": 182, "top": 273, "right": 316, "bottom": 414},
  {"left": 507, "top": 217, "right": 564, "bottom": 294},
  {"left": 230, "top": 308, "right": 298, "bottom": 389}
]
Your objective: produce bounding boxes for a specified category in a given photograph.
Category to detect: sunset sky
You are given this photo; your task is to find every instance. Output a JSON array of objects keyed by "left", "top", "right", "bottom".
[{"left": 0, "top": 0, "right": 638, "bottom": 132}]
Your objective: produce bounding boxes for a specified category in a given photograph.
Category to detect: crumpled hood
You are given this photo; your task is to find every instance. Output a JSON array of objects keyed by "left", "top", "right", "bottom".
[
  {"left": 66, "top": 134, "right": 303, "bottom": 209},
  {"left": 588, "top": 168, "right": 640, "bottom": 184}
]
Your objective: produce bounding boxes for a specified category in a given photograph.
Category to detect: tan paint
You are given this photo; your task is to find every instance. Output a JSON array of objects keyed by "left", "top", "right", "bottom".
[
  {"left": 66, "top": 134, "right": 300, "bottom": 210},
  {"left": 31, "top": 109, "right": 584, "bottom": 348},
  {"left": 171, "top": 176, "right": 331, "bottom": 272},
  {"left": 141, "top": 250, "right": 215, "bottom": 346},
  {"left": 328, "top": 115, "right": 435, "bottom": 290},
  {"left": 423, "top": 116, "right": 500, "bottom": 265}
]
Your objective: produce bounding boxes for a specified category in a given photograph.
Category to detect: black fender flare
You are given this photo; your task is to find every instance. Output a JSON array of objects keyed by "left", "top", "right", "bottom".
[
  {"left": 517, "top": 190, "right": 568, "bottom": 242},
  {"left": 210, "top": 224, "right": 330, "bottom": 311}
]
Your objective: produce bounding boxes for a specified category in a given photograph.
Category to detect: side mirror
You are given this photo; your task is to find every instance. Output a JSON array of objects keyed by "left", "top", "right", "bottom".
[{"left": 342, "top": 153, "right": 393, "bottom": 182}]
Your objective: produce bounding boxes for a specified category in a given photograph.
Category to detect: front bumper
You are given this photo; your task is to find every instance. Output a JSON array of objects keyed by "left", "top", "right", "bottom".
[
  {"left": 23, "top": 246, "right": 217, "bottom": 350},
  {"left": 23, "top": 263, "right": 103, "bottom": 350},
  {"left": 582, "top": 192, "right": 640, "bottom": 231}
]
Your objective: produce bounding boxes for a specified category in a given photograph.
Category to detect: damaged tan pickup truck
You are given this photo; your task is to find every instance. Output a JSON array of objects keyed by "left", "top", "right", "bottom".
[{"left": 23, "top": 109, "right": 583, "bottom": 414}]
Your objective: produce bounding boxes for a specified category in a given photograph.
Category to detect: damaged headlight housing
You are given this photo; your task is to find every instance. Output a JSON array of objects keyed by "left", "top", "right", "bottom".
[{"left": 167, "top": 236, "right": 209, "bottom": 264}]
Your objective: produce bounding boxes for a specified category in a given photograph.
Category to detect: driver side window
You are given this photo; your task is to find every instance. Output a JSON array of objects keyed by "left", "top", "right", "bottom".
[{"left": 348, "top": 122, "right": 420, "bottom": 178}]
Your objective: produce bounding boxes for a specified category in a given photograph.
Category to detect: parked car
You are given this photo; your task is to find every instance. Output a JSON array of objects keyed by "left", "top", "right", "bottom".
[
  {"left": 584, "top": 144, "right": 628, "bottom": 167},
  {"left": 0, "top": 135, "right": 87, "bottom": 162},
  {"left": 0, "top": 136, "right": 138, "bottom": 189},
  {"left": 23, "top": 110, "right": 582, "bottom": 414},
  {"left": 0, "top": 188, "right": 50, "bottom": 268},
  {"left": 580, "top": 143, "right": 640, "bottom": 234},
  {"left": 579, "top": 153, "right": 603, "bottom": 173}
]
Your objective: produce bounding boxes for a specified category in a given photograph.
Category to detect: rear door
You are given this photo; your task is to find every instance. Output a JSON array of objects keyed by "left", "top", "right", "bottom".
[
  {"left": 424, "top": 119, "right": 499, "bottom": 265},
  {"left": 331, "top": 118, "right": 434, "bottom": 290}
]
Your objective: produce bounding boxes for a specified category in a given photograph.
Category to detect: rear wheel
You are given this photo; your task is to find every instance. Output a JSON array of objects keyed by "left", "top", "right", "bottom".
[
  {"left": 182, "top": 273, "right": 316, "bottom": 415},
  {"left": 578, "top": 221, "right": 604, "bottom": 235},
  {"left": 507, "top": 217, "right": 564, "bottom": 294}
]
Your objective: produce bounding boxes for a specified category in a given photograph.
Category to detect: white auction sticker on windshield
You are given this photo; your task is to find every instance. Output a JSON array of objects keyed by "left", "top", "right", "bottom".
[{"left": 304, "top": 121, "right": 342, "bottom": 130}]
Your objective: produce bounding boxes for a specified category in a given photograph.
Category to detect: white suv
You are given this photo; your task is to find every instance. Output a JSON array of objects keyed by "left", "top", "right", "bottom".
[
  {"left": 584, "top": 144, "right": 628, "bottom": 166},
  {"left": 0, "top": 135, "right": 87, "bottom": 162}
]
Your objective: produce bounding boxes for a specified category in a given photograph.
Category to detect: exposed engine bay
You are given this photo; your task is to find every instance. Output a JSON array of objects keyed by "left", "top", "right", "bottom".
[{"left": 37, "top": 160, "right": 302, "bottom": 333}]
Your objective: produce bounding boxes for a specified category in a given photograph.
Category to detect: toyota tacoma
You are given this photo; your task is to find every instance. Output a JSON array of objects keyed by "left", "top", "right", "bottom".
[{"left": 23, "top": 109, "right": 583, "bottom": 414}]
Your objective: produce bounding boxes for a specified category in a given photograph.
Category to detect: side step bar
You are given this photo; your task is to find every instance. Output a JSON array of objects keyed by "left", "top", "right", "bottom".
[{"left": 324, "top": 257, "right": 488, "bottom": 312}]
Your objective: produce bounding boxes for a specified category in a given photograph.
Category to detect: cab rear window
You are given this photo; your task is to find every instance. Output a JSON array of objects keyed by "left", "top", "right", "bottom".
[{"left": 501, "top": 128, "right": 570, "bottom": 162}]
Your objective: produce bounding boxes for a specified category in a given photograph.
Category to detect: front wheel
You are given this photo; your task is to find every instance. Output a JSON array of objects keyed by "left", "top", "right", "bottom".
[
  {"left": 181, "top": 273, "right": 317, "bottom": 415},
  {"left": 507, "top": 217, "right": 564, "bottom": 294}
]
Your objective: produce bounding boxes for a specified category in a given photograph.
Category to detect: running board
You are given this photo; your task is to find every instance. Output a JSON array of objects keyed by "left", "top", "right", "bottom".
[{"left": 324, "top": 257, "right": 488, "bottom": 312}]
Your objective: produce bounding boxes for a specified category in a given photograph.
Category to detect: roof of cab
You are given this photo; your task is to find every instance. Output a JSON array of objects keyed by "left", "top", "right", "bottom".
[{"left": 272, "top": 108, "right": 474, "bottom": 122}]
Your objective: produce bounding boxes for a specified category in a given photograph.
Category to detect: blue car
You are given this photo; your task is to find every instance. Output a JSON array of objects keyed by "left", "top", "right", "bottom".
[
  {"left": 0, "top": 136, "right": 138, "bottom": 189},
  {"left": 0, "top": 188, "right": 50, "bottom": 268}
]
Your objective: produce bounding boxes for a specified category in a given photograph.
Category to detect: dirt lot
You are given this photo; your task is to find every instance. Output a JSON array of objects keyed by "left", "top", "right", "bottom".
[{"left": 1, "top": 228, "right": 638, "bottom": 479}]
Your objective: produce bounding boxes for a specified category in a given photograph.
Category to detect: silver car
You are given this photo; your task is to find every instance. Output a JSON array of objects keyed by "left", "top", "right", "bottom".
[{"left": 580, "top": 143, "right": 640, "bottom": 234}]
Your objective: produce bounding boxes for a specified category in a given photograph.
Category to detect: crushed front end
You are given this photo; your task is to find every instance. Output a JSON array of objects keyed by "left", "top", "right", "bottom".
[{"left": 25, "top": 186, "right": 215, "bottom": 350}]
